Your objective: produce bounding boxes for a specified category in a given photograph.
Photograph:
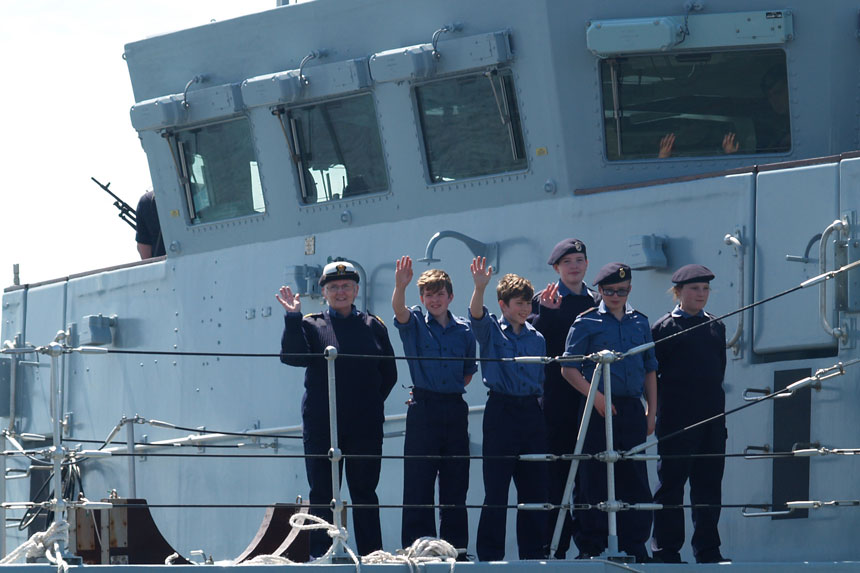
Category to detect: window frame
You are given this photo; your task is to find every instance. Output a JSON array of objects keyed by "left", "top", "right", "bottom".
[
  {"left": 167, "top": 115, "right": 267, "bottom": 226},
  {"left": 276, "top": 91, "right": 391, "bottom": 207},
  {"left": 412, "top": 67, "right": 529, "bottom": 185},
  {"left": 598, "top": 47, "right": 792, "bottom": 163}
]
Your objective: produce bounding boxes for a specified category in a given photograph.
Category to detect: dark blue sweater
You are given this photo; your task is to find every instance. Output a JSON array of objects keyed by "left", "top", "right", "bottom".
[{"left": 280, "top": 308, "right": 397, "bottom": 441}]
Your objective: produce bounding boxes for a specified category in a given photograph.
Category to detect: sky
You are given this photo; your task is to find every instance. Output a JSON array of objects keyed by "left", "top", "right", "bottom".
[{"left": 0, "top": 1, "right": 274, "bottom": 286}]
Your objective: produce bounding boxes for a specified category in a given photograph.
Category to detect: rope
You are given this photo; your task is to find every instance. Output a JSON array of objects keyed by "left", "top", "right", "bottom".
[
  {"left": 0, "top": 520, "right": 70, "bottom": 572},
  {"left": 363, "top": 537, "right": 458, "bottom": 572},
  {"left": 240, "top": 516, "right": 458, "bottom": 573}
]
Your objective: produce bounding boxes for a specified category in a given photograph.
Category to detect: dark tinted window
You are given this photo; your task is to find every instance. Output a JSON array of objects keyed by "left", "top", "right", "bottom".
[
  {"left": 175, "top": 119, "right": 265, "bottom": 224},
  {"left": 416, "top": 69, "right": 527, "bottom": 182},
  {"left": 601, "top": 50, "right": 790, "bottom": 160},
  {"left": 287, "top": 94, "right": 388, "bottom": 204}
]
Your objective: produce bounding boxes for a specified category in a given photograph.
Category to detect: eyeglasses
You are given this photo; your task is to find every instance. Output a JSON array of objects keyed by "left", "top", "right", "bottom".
[
  {"left": 601, "top": 288, "right": 629, "bottom": 297},
  {"left": 325, "top": 283, "right": 356, "bottom": 293}
]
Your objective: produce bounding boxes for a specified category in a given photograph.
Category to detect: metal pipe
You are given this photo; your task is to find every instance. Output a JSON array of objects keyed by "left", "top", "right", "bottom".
[
  {"left": 819, "top": 219, "right": 849, "bottom": 342},
  {"left": 47, "top": 343, "right": 67, "bottom": 555},
  {"left": 418, "top": 230, "right": 499, "bottom": 273},
  {"left": 549, "top": 364, "right": 603, "bottom": 557},
  {"left": 0, "top": 431, "right": 6, "bottom": 557},
  {"left": 126, "top": 421, "right": 137, "bottom": 498},
  {"left": 724, "top": 233, "right": 745, "bottom": 353},
  {"left": 602, "top": 360, "right": 620, "bottom": 556},
  {"left": 324, "top": 346, "right": 349, "bottom": 562}
]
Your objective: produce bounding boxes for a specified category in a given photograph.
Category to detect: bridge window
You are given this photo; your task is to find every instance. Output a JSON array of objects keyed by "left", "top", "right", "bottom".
[
  {"left": 415, "top": 69, "right": 527, "bottom": 182},
  {"left": 174, "top": 118, "right": 265, "bottom": 224},
  {"left": 284, "top": 94, "right": 388, "bottom": 204},
  {"left": 601, "top": 49, "right": 790, "bottom": 161}
]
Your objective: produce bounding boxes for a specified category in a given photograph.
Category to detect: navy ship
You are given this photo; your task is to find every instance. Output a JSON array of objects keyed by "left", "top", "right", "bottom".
[{"left": 1, "top": 0, "right": 859, "bottom": 569}]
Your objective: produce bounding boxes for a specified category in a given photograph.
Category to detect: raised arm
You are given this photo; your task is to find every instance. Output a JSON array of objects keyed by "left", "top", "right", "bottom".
[
  {"left": 392, "top": 255, "right": 414, "bottom": 324},
  {"left": 276, "top": 285, "right": 302, "bottom": 314},
  {"left": 469, "top": 256, "right": 492, "bottom": 320},
  {"left": 276, "top": 286, "right": 311, "bottom": 366}
]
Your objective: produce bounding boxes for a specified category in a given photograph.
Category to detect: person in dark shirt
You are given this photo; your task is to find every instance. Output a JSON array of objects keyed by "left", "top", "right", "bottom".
[
  {"left": 135, "top": 190, "right": 165, "bottom": 259},
  {"left": 277, "top": 261, "right": 397, "bottom": 557},
  {"left": 528, "top": 238, "right": 600, "bottom": 558},
  {"left": 650, "top": 264, "right": 728, "bottom": 564}
]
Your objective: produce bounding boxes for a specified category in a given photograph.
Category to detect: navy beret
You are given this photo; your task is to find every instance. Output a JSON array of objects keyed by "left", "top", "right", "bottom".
[
  {"left": 671, "top": 264, "right": 715, "bottom": 285},
  {"left": 593, "top": 262, "right": 631, "bottom": 286},
  {"left": 547, "top": 238, "right": 587, "bottom": 265},
  {"left": 319, "top": 261, "right": 360, "bottom": 286}
]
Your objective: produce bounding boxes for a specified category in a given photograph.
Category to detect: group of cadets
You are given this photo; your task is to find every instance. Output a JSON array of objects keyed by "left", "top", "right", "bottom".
[{"left": 277, "top": 237, "right": 728, "bottom": 564}]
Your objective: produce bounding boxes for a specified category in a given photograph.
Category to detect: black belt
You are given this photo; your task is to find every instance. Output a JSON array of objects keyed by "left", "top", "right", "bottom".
[
  {"left": 488, "top": 390, "right": 541, "bottom": 404},
  {"left": 412, "top": 387, "right": 464, "bottom": 401}
]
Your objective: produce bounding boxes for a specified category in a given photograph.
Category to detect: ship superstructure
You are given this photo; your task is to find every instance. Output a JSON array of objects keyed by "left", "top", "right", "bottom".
[{"left": 2, "top": 0, "right": 860, "bottom": 567}]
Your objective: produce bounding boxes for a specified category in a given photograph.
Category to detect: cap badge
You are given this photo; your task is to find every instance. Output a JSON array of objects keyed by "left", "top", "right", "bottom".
[
  {"left": 619, "top": 268, "right": 626, "bottom": 278},
  {"left": 336, "top": 264, "right": 346, "bottom": 274},
  {"left": 574, "top": 242, "right": 582, "bottom": 252}
]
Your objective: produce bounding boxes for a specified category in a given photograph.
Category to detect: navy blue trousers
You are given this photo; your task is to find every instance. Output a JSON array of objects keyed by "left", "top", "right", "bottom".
[
  {"left": 476, "top": 392, "right": 548, "bottom": 561},
  {"left": 651, "top": 417, "right": 726, "bottom": 560},
  {"left": 401, "top": 388, "right": 470, "bottom": 549},
  {"left": 574, "top": 396, "right": 652, "bottom": 559},
  {"left": 543, "top": 383, "right": 583, "bottom": 558},
  {"left": 304, "top": 432, "right": 382, "bottom": 557}
]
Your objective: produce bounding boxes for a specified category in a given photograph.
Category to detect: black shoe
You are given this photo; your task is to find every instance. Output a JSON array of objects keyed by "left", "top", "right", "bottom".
[
  {"left": 696, "top": 551, "right": 731, "bottom": 564},
  {"left": 455, "top": 552, "right": 474, "bottom": 562},
  {"left": 652, "top": 550, "right": 685, "bottom": 563}
]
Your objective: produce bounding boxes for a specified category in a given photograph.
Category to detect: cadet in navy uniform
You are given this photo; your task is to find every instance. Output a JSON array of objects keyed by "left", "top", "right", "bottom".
[
  {"left": 391, "top": 256, "right": 477, "bottom": 554},
  {"left": 650, "top": 264, "right": 728, "bottom": 564},
  {"left": 469, "top": 257, "right": 548, "bottom": 561},
  {"left": 277, "top": 261, "right": 397, "bottom": 557},
  {"left": 528, "top": 238, "right": 600, "bottom": 558},
  {"left": 561, "top": 263, "right": 657, "bottom": 562}
]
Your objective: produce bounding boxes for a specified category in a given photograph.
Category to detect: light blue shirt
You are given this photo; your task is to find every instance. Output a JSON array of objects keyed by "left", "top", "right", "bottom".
[
  {"left": 469, "top": 306, "right": 546, "bottom": 396},
  {"left": 563, "top": 301, "right": 658, "bottom": 397},
  {"left": 394, "top": 306, "right": 477, "bottom": 393}
]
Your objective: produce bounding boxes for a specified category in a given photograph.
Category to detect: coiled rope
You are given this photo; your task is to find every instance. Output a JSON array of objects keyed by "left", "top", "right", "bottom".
[{"left": 0, "top": 520, "right": 70, "bottom": 572}]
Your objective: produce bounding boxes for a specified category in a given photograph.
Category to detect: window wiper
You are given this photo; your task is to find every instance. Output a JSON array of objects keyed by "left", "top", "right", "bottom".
[
  {"left": 609, "top": 58, "right": 623, "bottom": 159},
  {"left": 484, "top": 69, "right": 521, "bottom": 161}
]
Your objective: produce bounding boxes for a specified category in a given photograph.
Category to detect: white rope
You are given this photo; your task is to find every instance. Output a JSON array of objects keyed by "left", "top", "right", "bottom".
[
  {"left": 238, "top": 515, "right": 458, "bottom": 573},
  {"left": 363, "top": 537, "right": 458, "bottom": 573},
  {"left": 0, "top": 520, "right": 70, "bottom": 572},
  {"left": 165, "top": 552, "right": 184, "bottom": 565}
]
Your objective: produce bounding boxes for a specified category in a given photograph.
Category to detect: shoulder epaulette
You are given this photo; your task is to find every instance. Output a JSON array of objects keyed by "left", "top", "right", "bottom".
[
  {"left": 634, "top": 310, "right": 648, "bottom": 319},
  {"left": 369, "top": 313, "right": 386, "bottom": 326},
  {"left": 578, "top": 307, "right": 599, "bottom": 317},
  {"left": 303, "top": 312, "right": 321, "bottom": 319}
]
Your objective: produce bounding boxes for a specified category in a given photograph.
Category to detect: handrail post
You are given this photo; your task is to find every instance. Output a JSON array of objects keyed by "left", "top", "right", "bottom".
[
  {"left": 549, "top": 363, "right": 603, "bottom": 557},
  {"left": 819, "top": 218, "right": 849, "bottom": 342},
  {"left": 724, "top": 232, "right": 745, "bottom": 355},
  {"left": 46, "top": 342, "right": 67, "bottom": 556},
  {"left": 323, "top": 346, "right": 350, "bottom": 562},
  {"left": 0, "top": 430, "right": 6, "bottom": 558},
  {"left": 601, "top": 358, "right": 621, "bottom": 558},
  {"left": 126, "top": 419, "right": 137, "bottom": 498}
]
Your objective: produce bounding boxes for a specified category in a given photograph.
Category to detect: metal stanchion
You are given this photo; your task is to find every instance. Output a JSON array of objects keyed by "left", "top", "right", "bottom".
[
  {"left": 323, "top": 346, "right": 351, "bottom": 563},
  {"left": 45, "top": 341, "right": 67, "bottom": 557},
  {"left": 126, "top": 420, "right": 137, "bottom": 498},
  {"left": 600, "top": 354, "right": 622, "bottom": 559},
  {"left": 549, "top": 363, "right": 602, "bottom": 557}
]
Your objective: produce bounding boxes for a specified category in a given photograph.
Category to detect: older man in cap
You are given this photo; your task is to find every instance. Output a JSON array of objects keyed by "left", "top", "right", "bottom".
[
  {"left": 277, "top": 261, "right": 397, "bottom": 557},
  {"left": 528, "top": 238, "right": 600, "bottom": 558},
  {"left": 560, "top": 262, "right": 657, "bottom": 562}
]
